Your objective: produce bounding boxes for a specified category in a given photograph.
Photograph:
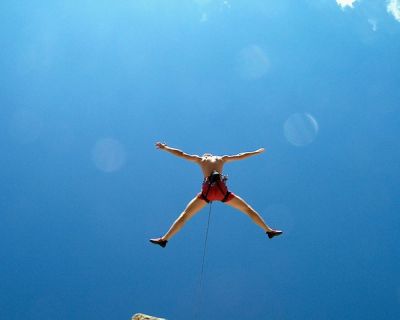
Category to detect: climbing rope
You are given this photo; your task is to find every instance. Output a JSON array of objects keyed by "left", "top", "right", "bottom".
[{"left": 194, "top": 202, "right": 213, "bottom": 320}]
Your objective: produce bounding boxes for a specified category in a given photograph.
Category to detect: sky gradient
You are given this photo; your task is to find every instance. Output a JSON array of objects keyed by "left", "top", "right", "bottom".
[{"left": 1, "top": 1, "right": 400, "bottom": 319}]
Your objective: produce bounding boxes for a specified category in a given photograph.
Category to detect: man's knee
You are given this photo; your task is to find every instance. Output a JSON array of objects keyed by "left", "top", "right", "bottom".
[
  {"left": 178, "top": 213, "right": 186, "bottom": 223},
  {"left": 245, "top": 206, "right": 256, "bottom": 216},
  {"left": 178, "top": 211, "right": 192, "bottom": 223}
]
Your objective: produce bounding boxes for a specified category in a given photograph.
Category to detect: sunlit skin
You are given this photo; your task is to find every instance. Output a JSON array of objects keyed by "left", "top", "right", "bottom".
[{"left": 150, "top": 142, "right": 282, "bottom": 247}]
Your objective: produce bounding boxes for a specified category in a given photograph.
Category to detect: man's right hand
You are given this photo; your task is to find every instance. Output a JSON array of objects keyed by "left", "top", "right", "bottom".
[{"left": 156, "top": 142, "right": 167, "bottom": 149}]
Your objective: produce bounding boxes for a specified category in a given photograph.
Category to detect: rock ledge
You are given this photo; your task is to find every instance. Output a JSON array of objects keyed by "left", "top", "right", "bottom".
[{"left": 132, "top": 313, "right": 166, "bottom": 320}]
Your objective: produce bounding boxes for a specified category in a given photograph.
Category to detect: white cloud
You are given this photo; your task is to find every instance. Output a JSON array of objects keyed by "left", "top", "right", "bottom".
[
  {"left": 194, "top": 0, "right": 212, "bottom": 5},
  {"left": 387, "top": 0, "right": 400, "bottom": 22},
  {"left": 368, "top": 18, "right": 378, "bottom": 31},
  {"left": 222, "top": 1, "right": 231, "bottom": 9},
  {"left": 336, "top": 0, "right": 357, "bottom": 9},
  {"left": 200, "top": 12, "right": 208, "bottom": 23}
]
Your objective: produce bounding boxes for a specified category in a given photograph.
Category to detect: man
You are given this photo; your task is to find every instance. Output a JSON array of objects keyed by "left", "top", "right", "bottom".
[{"left": 150, "top": 142, "right": 282, "bottom": 248}]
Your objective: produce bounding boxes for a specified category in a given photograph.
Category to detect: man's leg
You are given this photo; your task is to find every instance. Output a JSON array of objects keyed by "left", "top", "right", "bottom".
[
  {"left": 226, "top": 194, "right": 282, "bottom": 237},
  {"left": 152, "top": 196, "right": 207, "bottom": 245}
]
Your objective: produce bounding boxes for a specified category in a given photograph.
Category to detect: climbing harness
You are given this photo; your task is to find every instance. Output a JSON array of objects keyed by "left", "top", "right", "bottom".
[{"left": 200, "top": 170, "right": 231, "bottom": 203}]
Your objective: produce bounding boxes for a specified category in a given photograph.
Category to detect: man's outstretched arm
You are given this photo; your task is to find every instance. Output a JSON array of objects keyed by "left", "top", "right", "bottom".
[
  {"left": 156, "top": 142, "right": 201, "bottom": 163},
  {"left": 222, "top": 148, "right": 265, "bottom": 163}
]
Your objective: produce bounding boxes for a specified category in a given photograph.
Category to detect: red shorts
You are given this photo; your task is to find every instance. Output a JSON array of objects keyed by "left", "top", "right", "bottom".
[{"left": 197, "top": 180, "right": 235, "bottom": 203}]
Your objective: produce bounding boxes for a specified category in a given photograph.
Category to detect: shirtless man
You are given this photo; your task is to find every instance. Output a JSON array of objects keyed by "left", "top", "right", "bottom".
[{"left": 150, "top": 142, "right": 282, "bottom": 248}]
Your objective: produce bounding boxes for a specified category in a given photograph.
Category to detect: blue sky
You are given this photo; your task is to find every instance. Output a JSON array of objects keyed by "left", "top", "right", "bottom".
[{"left": 1, "top": 1, "right": 400, "bottom": 319}]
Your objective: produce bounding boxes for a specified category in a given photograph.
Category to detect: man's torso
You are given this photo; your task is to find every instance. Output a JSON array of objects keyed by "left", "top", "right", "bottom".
[{"left": 199, "top": 156, "right": 224, "bottom": 177}]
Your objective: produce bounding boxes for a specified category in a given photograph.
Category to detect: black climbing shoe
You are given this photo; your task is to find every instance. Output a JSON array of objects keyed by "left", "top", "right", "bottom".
[
  {"left": 150, "top": 238, "right": 168, "bottom": 248},
  {"left": 266, "top": 230, "right": 283, "bottom": 239}
]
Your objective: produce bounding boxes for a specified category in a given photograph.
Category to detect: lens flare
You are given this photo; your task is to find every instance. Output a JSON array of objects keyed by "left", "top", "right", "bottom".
[
  {"left": 284, "top": 113, "right": 319, "bottom": 147},
  {"left": 236, "top": 45, "right": 270, "bottom": 80},
  {"left": 92, "top": 138, "right": 127, "bottom": 173}
]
